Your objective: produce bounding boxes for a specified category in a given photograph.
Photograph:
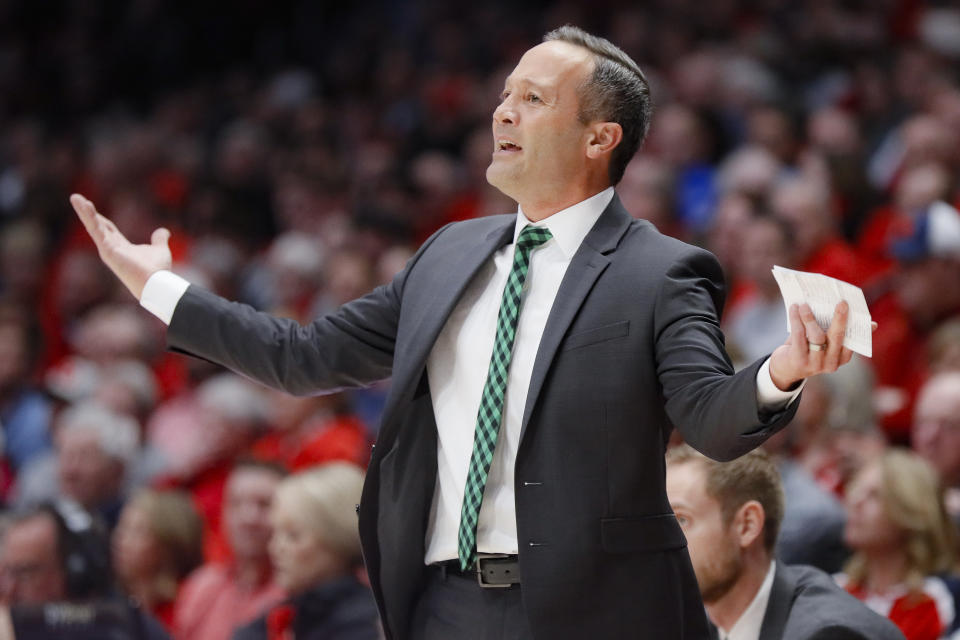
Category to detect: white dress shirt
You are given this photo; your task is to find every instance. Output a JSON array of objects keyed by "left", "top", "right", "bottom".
[
  {"left": 716, "top": 561, "right": 777, "bottom": 640},
  {"left": 139, "top": 187, "right": 801, "bottom": 565}
]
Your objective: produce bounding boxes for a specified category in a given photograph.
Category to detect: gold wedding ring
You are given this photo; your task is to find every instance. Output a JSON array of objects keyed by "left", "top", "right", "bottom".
[{"left": 808, "top": 341, "right": 826, "bottom": 352}]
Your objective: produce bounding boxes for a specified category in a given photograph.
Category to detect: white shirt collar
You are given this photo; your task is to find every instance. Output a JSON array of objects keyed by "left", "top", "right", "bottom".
[
  {"left": 718, "top": 560, "right": 777, "bottom": 640},
  {"left": 514, "top": 187, "right": 615, "bottom": 258}
]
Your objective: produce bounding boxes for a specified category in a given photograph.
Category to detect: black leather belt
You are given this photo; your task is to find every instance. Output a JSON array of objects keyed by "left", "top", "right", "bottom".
[{"left": 438, "top": 554, "right": 521, "bottom": 588}]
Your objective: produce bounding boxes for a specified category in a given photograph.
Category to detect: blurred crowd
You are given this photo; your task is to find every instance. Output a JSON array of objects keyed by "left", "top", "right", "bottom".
[{"left": 0, "top": 0, "right": 959, "bottom": 638}]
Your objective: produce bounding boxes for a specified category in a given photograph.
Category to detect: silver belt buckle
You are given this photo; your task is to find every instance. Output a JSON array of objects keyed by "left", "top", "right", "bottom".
[{"left": 476, "top": 553, "right": 514, "bottom": 589}]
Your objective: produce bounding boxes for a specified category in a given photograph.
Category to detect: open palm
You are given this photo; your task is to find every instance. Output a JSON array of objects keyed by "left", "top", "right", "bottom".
[{"left": 69, "top": 194, "right": 172, "bottom": 299}]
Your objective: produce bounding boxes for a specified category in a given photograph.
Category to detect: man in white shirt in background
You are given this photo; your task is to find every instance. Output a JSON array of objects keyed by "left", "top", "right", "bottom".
[{"left": 666, "top": 444, "right": 905, "bottom": 640}]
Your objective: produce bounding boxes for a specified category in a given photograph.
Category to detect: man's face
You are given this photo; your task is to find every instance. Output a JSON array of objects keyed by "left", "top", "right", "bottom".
[
  {"left": 0, "top": 515, "right": 67, "bottom": 604},
  {"left": 740, "top": 218, "right": 791, "bottom": 294},
  {"left": 912, "top": 380, "right": 960, "bottom": 486},
  {"left": 486, "top": 40, "right": 595, "bottom": 208},
  {"left": 666, "top": 461, "right": 744, "bottom": 603},
  {"left": 225, "top": 467, "right": 281, "bottom": 561},
  {"left": 57, "top": 428, "right": 122, "bottom": 510}
]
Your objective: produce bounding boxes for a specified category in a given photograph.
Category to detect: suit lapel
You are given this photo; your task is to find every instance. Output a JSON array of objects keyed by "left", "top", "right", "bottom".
[
  {"left": 518, "top": 195, "right": 633, "bottom": 443},
  {"left": 707, "top": 620, "right": 721, "bottom": 640},
  {"left": 393, "top": 216, "right": 516, "bottom": 403},
  {"left": 758, "top": 562, "right": 795, "bottom": 640}
]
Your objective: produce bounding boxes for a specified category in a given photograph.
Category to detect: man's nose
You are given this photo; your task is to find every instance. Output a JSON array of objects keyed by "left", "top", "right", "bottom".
[{"left": 493, "top": 99, "right": 517, "bottom": 125}]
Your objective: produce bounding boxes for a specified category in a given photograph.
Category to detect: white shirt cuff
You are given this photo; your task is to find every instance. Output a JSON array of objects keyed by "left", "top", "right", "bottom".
[
  {"left": 756, "top": 357, "right": 804, "bottom": 411},
  {"left": 140, "top": 270, "right": 190, "bottom": 325}
]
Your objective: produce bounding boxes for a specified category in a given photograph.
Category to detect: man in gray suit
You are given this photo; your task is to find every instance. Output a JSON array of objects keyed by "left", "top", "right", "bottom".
[
  {"left": 71, "top": 26, "right": 858, "bottom": 640},
  {"left": 666, "top": 444, "right": 905, "bottom": 640}
]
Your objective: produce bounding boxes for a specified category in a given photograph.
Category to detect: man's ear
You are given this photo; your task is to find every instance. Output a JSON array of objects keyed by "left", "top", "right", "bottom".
[
  {"left": 586, "top": 122, "right": 623, "bottom": 159},
  {"left": 733, "top": 500, "right": 766, "bottom": 550}
]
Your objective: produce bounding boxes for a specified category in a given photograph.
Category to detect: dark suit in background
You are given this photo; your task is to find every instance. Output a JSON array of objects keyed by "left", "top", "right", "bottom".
[
  {"left": 756, "top": 562, "right": 905, "bottom": 640},
  {"left": 165, "top": 196, "right": 798, "bottom": 640}
]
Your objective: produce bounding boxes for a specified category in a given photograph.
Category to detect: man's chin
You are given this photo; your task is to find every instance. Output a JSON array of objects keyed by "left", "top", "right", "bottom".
[
  {"left": 697, "top": 558, "right": 743, "bottom": 604},
  {"left": 485, "top": 166, "right": 519, "bottom": 200}
]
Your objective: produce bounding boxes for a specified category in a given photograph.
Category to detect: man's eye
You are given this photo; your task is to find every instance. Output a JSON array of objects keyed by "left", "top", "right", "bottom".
[
  {"left": 527, "top": 94, "right": 541, "bottom": 103},
  {"left": 500, "top": 91, "right": 510, "bottom": 102}
]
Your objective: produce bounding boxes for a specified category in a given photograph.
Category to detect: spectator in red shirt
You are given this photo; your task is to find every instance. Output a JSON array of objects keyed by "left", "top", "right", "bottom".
[
  {"left": 173, "top": 460, "right": 286, "bottom": 640},
  {"left": 838, "top": 449, "right": 956, "bottom": 640},
  {"left": 870, "top": 201, "right": 960, "bottom": 439},
  {"left": 233, "top": 463, "right": 378, "bottom": 640},
  {"left": 771, "top": 176, "right": 868, "bottom": 286},
  {"left": 250, "top": 390, "right": 369, "bottom": 472}
]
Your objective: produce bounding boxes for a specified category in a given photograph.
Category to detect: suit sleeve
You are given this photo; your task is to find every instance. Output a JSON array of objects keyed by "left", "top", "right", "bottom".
[
  {"left": 165, "top": 225, "right": 448, "bottom": 397},
  {"left": 804, "top": 627, "right": 873, "bottom": 640},
  {"left": 653, "top": 245, "right": 797, "bottom": 461}
]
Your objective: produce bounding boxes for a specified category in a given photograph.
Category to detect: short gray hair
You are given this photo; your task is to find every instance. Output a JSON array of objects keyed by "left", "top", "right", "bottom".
[
  {"left": 543, "top": 25, "right": 653, "bottom": 185},
  {"left": 57, "top": 402, "right": 139, "bottom": 467}
]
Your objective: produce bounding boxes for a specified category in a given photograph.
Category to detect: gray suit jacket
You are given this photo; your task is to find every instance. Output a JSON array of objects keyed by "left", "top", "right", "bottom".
[
  {"left": 758, "top": 562, "right": 906, "bottom": 640},
  {"left": 166, "top": 195, "right": 798, "bottom": 640}
]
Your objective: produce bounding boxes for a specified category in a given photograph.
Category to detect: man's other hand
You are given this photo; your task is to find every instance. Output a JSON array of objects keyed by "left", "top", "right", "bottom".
[
  {"left": 768, "top": 301, "right": 860, "bottom": 391},
  {"left": 69, "top": 194, "right": 172, "bottom": 299}
]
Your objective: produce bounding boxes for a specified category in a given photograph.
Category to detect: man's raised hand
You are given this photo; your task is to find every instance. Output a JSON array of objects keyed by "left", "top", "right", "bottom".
[
  {"left": 69, "top": 194, "right": 172, "bottom": 299},
  {"left": 768, "top": 301, "right": 856, "bottom": 391}
]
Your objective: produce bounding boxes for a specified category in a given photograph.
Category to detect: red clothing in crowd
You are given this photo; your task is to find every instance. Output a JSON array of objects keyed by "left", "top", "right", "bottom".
[
  {"left": 249, "top": 414, "right": 370, "bottom": 472},
  {"left": 152, "top": 599, "right": 176, "bottom": 632},
  {"left": 867, "top": 294, "right": 930, "bottom": 441},
  {"left": 840, "top": 575, "right": 954, "bottom": 640},
  {"left": 156, "top": 460, "right": 233, "bottom": 563},
  {"left": 801, "top": 236, "right": 875, "bottom": 287},
  {"left": 174, "top": 563, "right": 285, "bottom": 640}
]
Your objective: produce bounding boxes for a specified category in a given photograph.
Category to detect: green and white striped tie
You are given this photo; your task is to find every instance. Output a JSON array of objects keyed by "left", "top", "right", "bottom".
[{"left": 457, "top": 224, "right": 553, "bottom": 571}]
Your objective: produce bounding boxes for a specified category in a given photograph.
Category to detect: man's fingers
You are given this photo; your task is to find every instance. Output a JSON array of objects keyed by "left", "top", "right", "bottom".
[
  {"left": 787, "top": 304, "right": 806, "bottom": 353},
  {"left": 70, "top": 193, "right": 100, "bottom": 236},
  {"left": 798, "top": 304, "right": 827, "bottom": 348},
  {"left": 839, "top": 347, "right": 854, "bottom": 367},
  {"left": 70, "top": 193, "right": 120, "bottom": 246},
  {"left": 151, "top": 227, "right": 171, "bottom": 247},
  {"left": 822, "top": 300, "right": 848, "bottom": 369}
]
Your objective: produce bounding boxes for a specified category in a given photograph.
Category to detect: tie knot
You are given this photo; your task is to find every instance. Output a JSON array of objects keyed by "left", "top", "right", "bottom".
[{"left": 516, "top": 225, "right": 553, "bottom": 250}]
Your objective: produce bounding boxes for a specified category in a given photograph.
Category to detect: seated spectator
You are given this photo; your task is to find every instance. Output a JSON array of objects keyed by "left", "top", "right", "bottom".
[
  {"left": 0, "top": 305, "right": 52, "bottom": 477},
  {"left": 174, "top": 460, "right": 286, "bottom": 640},
  {"left": 911, "top": 372, "right": 960, "bottom": 524},
  {"left": 666, "top": 445, "right": 903, "bottom": 639},
  {"left": 250, "top": 390, "right": 369, "bottom": 472},
  {"left": 870, "top": 201, "right": 960, "bottom": 439},
  {"left": 770, "top": 176, "right": 866, "bottom": 286},
  {"left": 234, "top": 463, "right": 378, "bottom": 640},
  {"left": 723, "top": 214, "right": 794, "bottom": 368},
  {"left": 113, "top": 489, "right": 204, "bottom": 630},
  {"left": 93, "top": 359, "right": 169, "bottom": 488},
  {"left": 763, "top": 381, "right": 850, "bottom": 574},
  {"left": 44, "top": 356, "right": 168, "bottom": 488},
  {"left": 144, "top": 356, "right": 221, "bottom": 478},
  {"left": 0, "top": 505, "right": 85, "bottom": 605},
  {"left": 927, "top": 319, "right": 960, "bottom": 374},
  {"left": 15, "top": 402, "right": 139, "bottom": 530},
  {"left": 838, "top": 449, "right": 957, "bottom": 640},
  {"left": 154, "top": 374, "right": 267, "bottom": 553},
  {"left": 0, "top": 502, "right": 169, "bottom": 638},
  {"left": 794, "top": 358, "right": 887, "bottom": 501}
]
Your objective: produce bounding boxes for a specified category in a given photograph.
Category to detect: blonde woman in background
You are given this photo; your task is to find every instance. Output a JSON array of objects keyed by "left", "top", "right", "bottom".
[
  {"left": 112, "top": 488, "right": 204, "bottom": 630},
  {"left": 233, "top": 462, "right": 379, "bottom": 640},
  {"left": 837, "top": 449, "right": 957, "bottom": 640}
]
